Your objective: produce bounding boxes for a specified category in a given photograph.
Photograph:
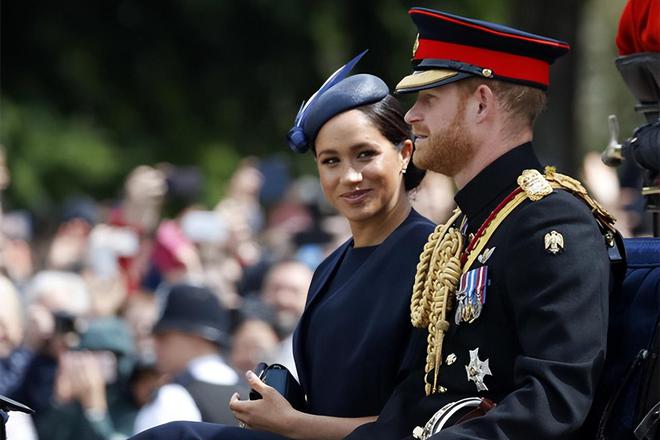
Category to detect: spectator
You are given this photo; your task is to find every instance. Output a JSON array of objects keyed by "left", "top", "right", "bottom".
[
  {"left": 47, "top": 196, "right": 98, "bottom": 272},
  {"left": 36, "top": 317, "right": 138, "bottom": 440},
  {"left": 121, "top": 293, "right": 158, "bottom": 361},
  {"left": 133, "top": 283, "right": 246, "bottom": 433},
  {"left": 257, "top": 260, "right": 312, "bottom": 378},
  {"left": 0, "top": 275, "right": 37, "bottom": 440},
  {"left": 230, "top": 317, "right": 280, "bottom": 377},
  {"left": 11, "top": 270, "right": 90, "bottom": 413},
  {"left": 0, "top": 276, "right": 31, "bottom": 396},
  {"left": 150, "top": 166, "right": 205, "bottom": 284}
]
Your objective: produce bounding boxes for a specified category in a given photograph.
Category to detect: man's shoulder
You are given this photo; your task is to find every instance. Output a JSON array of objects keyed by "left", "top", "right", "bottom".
[{"left": 509, "top": 187, "right": 603, "bottom": 231}]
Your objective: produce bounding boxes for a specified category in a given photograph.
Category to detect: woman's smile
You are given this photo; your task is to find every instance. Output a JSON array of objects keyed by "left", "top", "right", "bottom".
[{"left": 340, "top": 189, "right": 372, "bottom": 205}]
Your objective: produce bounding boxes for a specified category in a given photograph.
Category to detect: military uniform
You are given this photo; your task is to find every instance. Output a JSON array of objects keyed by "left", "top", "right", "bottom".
[
  {"left": 346, "top": 143, "right": 618, "bottom": 440},
  {"left": 347, "top": 7, "right": 621, "bottom": 439}
]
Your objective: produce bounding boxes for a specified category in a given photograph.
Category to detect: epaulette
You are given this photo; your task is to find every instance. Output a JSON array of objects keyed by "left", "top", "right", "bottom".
[
  {"left": 463, "top": 167, "right": 620, "bottom": 272},
  {"left": 543, "top": 166, "right": 617, "bottom": 232},
  {"left": 543, "top": 166, "right": 624, "bottom": 274}
]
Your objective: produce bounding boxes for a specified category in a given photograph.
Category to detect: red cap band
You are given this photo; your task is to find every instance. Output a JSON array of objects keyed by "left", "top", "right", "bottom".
[{"left": 415, "top": 39, "right": 550, "bottom": 87}]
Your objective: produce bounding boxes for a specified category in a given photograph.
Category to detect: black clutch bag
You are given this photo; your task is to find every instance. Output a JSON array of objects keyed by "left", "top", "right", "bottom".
[{"left": 249, "top": 363, "right": 307, "bottom": 411}]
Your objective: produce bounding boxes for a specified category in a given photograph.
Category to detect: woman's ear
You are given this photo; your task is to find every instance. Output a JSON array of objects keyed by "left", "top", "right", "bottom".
[{"left": 400, "top": 139, "right": 414, "bottom": 170}]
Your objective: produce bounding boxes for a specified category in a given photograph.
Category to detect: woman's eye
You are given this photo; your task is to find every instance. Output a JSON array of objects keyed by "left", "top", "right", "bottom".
[
  {"left": 321, "top": 157, "right": 339, "bottom": 165},
  {"left": 357, "top": 150, "right": 376, "bottom": 159}
]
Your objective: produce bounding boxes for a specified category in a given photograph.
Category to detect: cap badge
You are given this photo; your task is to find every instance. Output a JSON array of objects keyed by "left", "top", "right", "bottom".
[
  {"left": 544, "top": 230, "right": 564, "bottom": 255},
  {"left": 517, "top": 169, "right": 553, "bottom": 201},
  {"left": 412, "top": 34, "right": 420, "bottom": 57},
  {"left": 481, "top": 68, "right": 493, "bottom": 78},
  {"left": 466, "top": 348, "right": 492, "bottom": 392},
  {"left": 455, "top": 266, "right": 488, "bottom": 325}
]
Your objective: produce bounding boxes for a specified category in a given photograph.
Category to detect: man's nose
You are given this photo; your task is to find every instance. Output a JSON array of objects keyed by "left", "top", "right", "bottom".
[{"left": 405, "top": 102, "right": 421, "bottom": 124}]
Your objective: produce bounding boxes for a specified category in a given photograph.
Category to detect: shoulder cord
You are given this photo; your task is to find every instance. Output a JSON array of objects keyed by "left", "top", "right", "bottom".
[{"left": 411, "top": 208, "right": 464, "bottom": 395}]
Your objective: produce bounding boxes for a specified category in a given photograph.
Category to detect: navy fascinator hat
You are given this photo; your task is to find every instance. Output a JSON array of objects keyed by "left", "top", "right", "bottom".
[{"left": 287, "top": 50, "right": 390, "bottom": 153}]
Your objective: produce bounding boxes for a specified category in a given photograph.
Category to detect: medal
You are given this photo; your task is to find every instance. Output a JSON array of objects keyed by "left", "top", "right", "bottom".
[
  {"left": 465, "top": 348, "right": 492, "bottom": 392},
  {"left": 454, "top": 266, "right": 488, "bottom": 324}
]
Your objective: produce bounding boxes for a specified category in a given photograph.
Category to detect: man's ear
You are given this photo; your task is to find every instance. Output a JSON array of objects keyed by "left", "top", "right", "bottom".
[{"left": 473, "top": 83, "right": 495, "bottom": 123}]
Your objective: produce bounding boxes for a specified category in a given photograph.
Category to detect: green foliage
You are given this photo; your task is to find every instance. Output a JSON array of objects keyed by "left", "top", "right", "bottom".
[
  {"left": 197, "top": 142, "right": 241, "bottom": 207},
  {"left": 2, "top": 0, "right": 626, "bottom": 211},
  {"left": 0, "top": 99, "right": 124, "bottom": 213}
]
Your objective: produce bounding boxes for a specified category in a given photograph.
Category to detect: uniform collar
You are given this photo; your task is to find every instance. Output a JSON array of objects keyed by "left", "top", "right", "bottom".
[{"left": 454, "top": 142, "right": 542, "bottom": 233}]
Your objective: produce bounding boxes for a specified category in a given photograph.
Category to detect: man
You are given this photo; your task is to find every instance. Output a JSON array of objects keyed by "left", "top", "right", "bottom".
[
  {"left": 260, "top": 260, "right": 312, "bottom": 378},
  {"left": 346, "top": 7, "right": 623, "bottom": 440},
  {"left": 37, "top": 317, "right": 138, "bottom": 440},
  {"left": 133, "top": 283, "right": 246, "bottom": 434}
]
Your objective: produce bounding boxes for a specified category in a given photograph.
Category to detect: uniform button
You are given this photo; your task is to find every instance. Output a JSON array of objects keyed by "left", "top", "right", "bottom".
[{"left": 446, "top": 353, "right": 457, "bottom": 365}]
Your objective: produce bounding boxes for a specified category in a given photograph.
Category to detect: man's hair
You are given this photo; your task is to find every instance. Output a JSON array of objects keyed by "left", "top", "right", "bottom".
[{"left": 456, "top": 77, "right": 547, "bottom": 130}]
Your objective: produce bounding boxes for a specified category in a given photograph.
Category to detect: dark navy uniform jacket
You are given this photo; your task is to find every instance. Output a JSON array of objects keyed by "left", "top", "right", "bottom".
[
  {"left": 346, "top": 143, "right": 612, "bottom": 440},
  {"left": 129, "top": 209, "right": 434, "bottom": 440}
]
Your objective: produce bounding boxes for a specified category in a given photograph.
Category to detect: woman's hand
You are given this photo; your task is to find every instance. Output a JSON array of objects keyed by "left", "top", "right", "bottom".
[
  {"left": 229, "top": 370, "right": 299, "bottom": 436},
  {"left": 230, "top": 370, "right": 377, "bottom": 440}
]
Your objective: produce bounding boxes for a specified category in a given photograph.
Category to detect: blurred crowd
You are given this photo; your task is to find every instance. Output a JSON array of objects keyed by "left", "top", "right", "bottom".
[{"left": 0, "top": 142, "right": 649, "bottom": 440}]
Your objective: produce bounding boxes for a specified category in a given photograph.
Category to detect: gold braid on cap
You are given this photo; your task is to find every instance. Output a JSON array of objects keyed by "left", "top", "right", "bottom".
[{"left": 410, "top": 208, "right": 464, "bottom": 395}]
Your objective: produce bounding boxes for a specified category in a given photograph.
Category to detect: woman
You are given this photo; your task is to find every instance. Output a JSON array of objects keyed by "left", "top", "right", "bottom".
[{"left": 131, "top": 52, "right": 434, "bottom": 440}]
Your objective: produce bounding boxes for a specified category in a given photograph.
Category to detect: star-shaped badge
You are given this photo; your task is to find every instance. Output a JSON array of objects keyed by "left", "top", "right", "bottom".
[{"left": 465, "top": 348, "right": 492, "bottom": 392}]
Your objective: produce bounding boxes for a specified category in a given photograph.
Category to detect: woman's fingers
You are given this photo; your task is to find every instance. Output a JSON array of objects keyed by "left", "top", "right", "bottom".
[{"left": 245, "top": 370, "right": 269, "bottom": 394}]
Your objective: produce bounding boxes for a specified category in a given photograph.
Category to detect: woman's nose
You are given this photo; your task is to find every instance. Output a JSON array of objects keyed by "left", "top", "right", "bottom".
[{"left": 342, "top": 166, "right": 363, "bottom": 184}]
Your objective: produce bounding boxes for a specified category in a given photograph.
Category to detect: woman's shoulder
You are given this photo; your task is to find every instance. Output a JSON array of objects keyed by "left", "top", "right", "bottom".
[
  {"left": 398, "top": 209, "right": 436, "bottom": 239},
  {"left": 312, "top": 238, "right": 351, "bottom": 274},
  {"left": 376, "top": 209, "right": 435, "bottom": 259}
]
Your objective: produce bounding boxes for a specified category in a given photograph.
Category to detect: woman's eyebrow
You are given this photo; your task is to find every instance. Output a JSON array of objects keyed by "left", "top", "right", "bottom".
[{"left": 317, "top": 142, "right": 376, "bottom": 157}]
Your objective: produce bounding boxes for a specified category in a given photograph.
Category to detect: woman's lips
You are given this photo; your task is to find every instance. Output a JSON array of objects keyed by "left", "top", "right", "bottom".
[{"left": 340, "top": 189, "right": 372, "bottom": 205}]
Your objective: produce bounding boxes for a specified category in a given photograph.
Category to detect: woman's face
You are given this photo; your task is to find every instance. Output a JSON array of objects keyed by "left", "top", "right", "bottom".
[{"left": 314, "top": 109, "right": 411, "bottom": 224}]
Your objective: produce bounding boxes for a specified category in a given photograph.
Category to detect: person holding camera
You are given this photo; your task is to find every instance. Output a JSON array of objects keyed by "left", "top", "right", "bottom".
[
  {"left": 130, "top": 53, "right": 435, "bottom": 440},
  {"left": 9, "top": 270, "right": 91, "bottom": 415},
  {"left": 36, "top": 317, "right": 138, "bottom": 440}
]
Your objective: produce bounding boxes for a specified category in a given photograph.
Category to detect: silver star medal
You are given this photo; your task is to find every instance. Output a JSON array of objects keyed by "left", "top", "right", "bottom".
[{"left": 465, "top": 348, "right": 492, "bottom": 392}]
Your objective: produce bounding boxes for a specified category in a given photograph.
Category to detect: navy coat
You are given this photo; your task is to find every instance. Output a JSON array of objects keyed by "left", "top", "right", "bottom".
[
  {"left": 293, "top": 209, "right": 434, "bottom": 418},
  {"left": 129, "top": 209, "right": 435, "bottom": 440}
]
